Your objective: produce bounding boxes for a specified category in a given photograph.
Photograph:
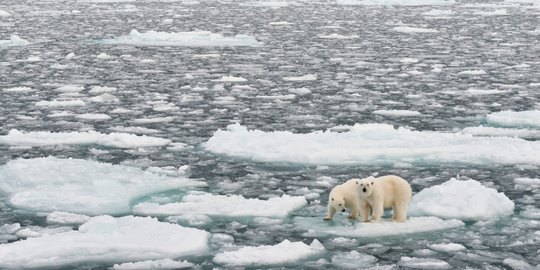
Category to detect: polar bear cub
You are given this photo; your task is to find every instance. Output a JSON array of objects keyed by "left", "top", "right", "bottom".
[
  {"left": 357, "top": 175, "right": 412, "bottom": 223},
  {"left": 323, "top": 179, "right": 361, "bottom": 221}
]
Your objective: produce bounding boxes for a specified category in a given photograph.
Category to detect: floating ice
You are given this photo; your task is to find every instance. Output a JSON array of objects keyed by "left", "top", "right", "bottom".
[
  {"left": 203, "top": 123, "right": 540, "bottom": 166},
  {"left": 76, "top": 113, "right": 112, "bottom": 121},
  {"left": 474, "top": 9, "right": 508, "bottom": 16},
  {"left": 336, "top": 0, "right": 455, "bottom": 5},
  {"left": 213, "top": 239, "right": 324, "bottom": 266},
  {"left": 0, "top": 9, "right": 11, "bottom": 16},
  {"left": 294, "top": 216, "right": 464, "bottom": 237},
  {"left": 458, "top": 69, "right": 487, "bottom": 75},
  {"left": 89, "top": 86, "right": 117, "bottom": 93},
  {"left": 485, "top": 110, "right": 540, "bottom": 128},
  {"left": 112, "top": 259, "right": 194, "bottom": 270},
  {"left": 240, "top": 1, "right": 290, "bottom": 7},
  {"left": 0, "top": 35, "right": 29, "bottom": 47},
  {"left": 318, "top": 34, "right": 359, "bottom": 39},
  {"left": 133, "top": 192, "right": 307, "bottom": 218},
  {"left": 462, "top": 126, "right": 540, "bottom": 139},
  {"left": 331, "top": 251, "right": 378, "bottom": 268},
  {"left": 429, "top": 243, "right": 466, "bottom": 252},
  {"left": 465, "top": 88, "right": 507, "bottom": 95},
  {"left": 283, "top": 74, "right": 318, "bottom": 81},
  {"left": 14, "top": 226, "right": 73, "bottom": 239},
  {"left": 398, "top": 257, "right": 451, "bottom": 269},
  {"left": 409, "top": 179, "right": 515, "bottom": 221},
  {"left": 0, "top": 216, "right": 209, "bottom": 269},
  {"left": 46, "top": 211, "right": 91, "bottom": 225},
  {"left": 212, "top": 76, "right": 248, "bottom": 82},
  {"left": 0, "top": 129, "right": 170, "bottom": 148},
  {"left": 392, "top": 27, "right": 438, "bottom": 33},
  {"left": 100, "top": 30, "right": 262, "bottom": 47},
  {"left": 55, "top": 85, "right": 84, "bottom": 93},
  {"left": 0, "top": 157, "right": 203, "bottom": 215},
  {"left": 423, "top": 9, "right": 453, "bottom": 16},
  {"left": 2, "top": 86, "right": 34, "bottom": 93},
  {"left": 35, "top": 99, "right": 87, "bottom": 107},
  {"left": 373, "top": 109, "right": 422, "bottom": 117}
]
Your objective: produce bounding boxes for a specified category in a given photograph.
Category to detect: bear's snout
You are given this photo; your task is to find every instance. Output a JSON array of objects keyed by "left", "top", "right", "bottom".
[
  {"left": 362, "top": 188, "right": 367, "bottom": 192},
  {"left": 341, "top": 209, "right": 346, "bottom": 212}
]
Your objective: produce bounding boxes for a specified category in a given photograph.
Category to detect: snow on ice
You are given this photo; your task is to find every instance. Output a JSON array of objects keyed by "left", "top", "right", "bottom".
[
  {"left": 203, "top": 123, "right": 540, "bottom": 166},
  {"left": 112, "top": 259, "right": 194, "bottom": 270},
  {"left": 0, "top": 35, "right": 29, "bottom": 47},
  {"left": 409, "top": 179, "right": 515, "bottom": 221},
  {"left": 0, "top": 216, "right": 209, "bottom": 269},
  {"left": 0, "top": 157, "right": 203, "bottom": 215},
  {"left": 485, "top": 110, "right": 540, "bottom": 128},
  {"left": 133, "top": 192, "right": 307, "bottom": 218},
  {"left": 0, "top": 129, "right": 171, "bottom": 148},
  {"left": 100, "top": 30, "right": 263, "bottom": 47},
  {"left": 213, "top": 239, "right": 324, "bottom": 266},
  {"left": 294, "top": 216, "right": 464, "bottom": 238}
]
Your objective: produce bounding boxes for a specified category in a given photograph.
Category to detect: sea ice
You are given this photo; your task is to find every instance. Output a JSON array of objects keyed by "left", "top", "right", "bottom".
[
  {"left": 398, "top": 257, "right": 451, "bottom": 269},
  {"left": 409, "top": 179, "right": 514, "bottom": 221},
  {"left": 294, "top": 216, "right": 464, "bottom": 237},
  {"left": 283, "top": 74, "right": 318, "bottom": 81},
  {"left": 485, "top": 110, "right": 540, "bottom": 128},
  {"left": 133, "top": 192, "right": 307, "bottom": 218},
  {"left": 462, "top": 126, "right": 540, "bottom": 139},
  {"left": 373, "top": 109, "right": 422, "bottom": 117},
  {"left": 0, "top": 129, "right": 171, "bottom": 148},
  {"left": 2, "top": 86, "right": 35, "bottom": 93},
  {"left": 0, "top": 9, "right": 11, "bottom": 16},
  {"left": 35, "top": 99, "right": 87, "bottom": 107},
  {"left": 203, "top": 123, "right": 540, "bottom": 166},
  {"left": 213, "top": 239, "right": 324, "bottom": 266},
  {"left": 0, "top": 216, "right": 209, "bottom": 269},
  {"left": 335, "top": 0, "right": 455, "bottom": 5},
  {"left": 331, "top": 251, "right": 378, "bottom": 269},
  {"left": 0, "top": 157, "right": 203, "bottom": 215},
  {"left": 46, "top": 211, "right": 91, "bottom": 225},
  {"left": 429, "top": 243, "right": 467, "bottom": 252},
  {"left": 0, "top": 35, "right": 29, "bottom": 47},
  {"left": 392, "top": 27, "right": 439, "bottom": 33},
  {"left": 112, "top": 259, "right": 194, "bottom": 270},
  {"left": 100, "top": 30, "right": 262, "bottom": 47}
]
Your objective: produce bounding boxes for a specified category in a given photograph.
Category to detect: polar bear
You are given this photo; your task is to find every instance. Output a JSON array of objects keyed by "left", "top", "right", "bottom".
[
  {"left": 323, "top": 179, "right": 361, "bottom": 221},
  {"left": 357, "top": 175, "right": 412, "bottom": 223}
]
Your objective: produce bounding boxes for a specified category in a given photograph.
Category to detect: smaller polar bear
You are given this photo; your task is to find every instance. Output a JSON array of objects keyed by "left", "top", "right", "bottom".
[
  {"left": 323, "top": 179, "right": 361, "bottom": 221},
  {"left": 357, "top": 175, "right": 412, "bottom": 223}
]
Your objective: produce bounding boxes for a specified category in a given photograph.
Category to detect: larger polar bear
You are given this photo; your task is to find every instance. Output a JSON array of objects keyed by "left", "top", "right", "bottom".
[{"left": 357, "top": 175, "right": 412, "bottom": 223}]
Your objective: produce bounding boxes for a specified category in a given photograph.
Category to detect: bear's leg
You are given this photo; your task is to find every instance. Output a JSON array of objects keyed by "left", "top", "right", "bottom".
[
  {"left": 371, "top": 202, "right": 384, "bottom": 222},
  {"left": 324, "top": 206, "right": 336, "bottom": 221},
  {"left": 359, "top": 204, "right": 370, "bottom": 222},
  {"left": 348, "top": 205, "right": 359, "bottom": 220},
  {"left": 393, "top": 203, "right": 408, "bottom": 222}
]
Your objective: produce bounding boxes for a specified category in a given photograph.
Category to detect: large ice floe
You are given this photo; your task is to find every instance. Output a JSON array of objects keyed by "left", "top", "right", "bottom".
[
  {"left": 0, "top": 216, "right": 209, "bottom": 269},
  {"left": 409, "top": 179, "right": 515, "bottom": 221},
  {"left": 100, "top": 29, "right": 262, "bottom": 47},
  {"left": 0, "top": 129, "right": 171, "bottom": 148},
  {"left": 133, "top": 191, "right": 307, "bottom": 218},
  {"left": 294, "top": 216, "right": 464, "bottom": 238},
  {"left": 213, "top": 239, "right": 324, "bottom": 266},
  {"left": 0, "top": 157, "right": 203, "bottom": 215},
  {"left": 0, "top": 35, "right": 29, "bottom": 47},
  {"left": 203, "top": 123, "right": 540, "bottom": 166}
]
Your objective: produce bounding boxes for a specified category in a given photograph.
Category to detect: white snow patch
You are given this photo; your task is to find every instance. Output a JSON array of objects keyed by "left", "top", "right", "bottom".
[
  {"left": 0, "top": 216, "right": 209, "bottom": 269},
  {"left": 112, "top": 259, "right": 194, "bottom": 270},
  {"left": 486, "top": 110, "right": 540, "bottom": 128},
  {"left": 392, "top": 27, "right": 438, "bottom": 33},
  {"left": 213, "top": 239, "right": 324, "bottom": 266},
  {"left": 133, "top": 192, "right": 307, "bottom": 218},
  {"left": 409, "top": 179, "right": 515, "bottom": 221},
  {"left": 0, "top": 129, "right": 171, "bottom": 148},
  {"left": 203, "top": 123, "right": 540, "bottom": 166},
  {"left": 336, "top": 0, "right": 455, "bottom": 5},
  {"left": 283, "top": 74, "right": 318, "bottom": 81},
  {"left": 373, "top": 109, "right": 422, "bottom": 117},
  {"left": 0, "top": 35, "right": 29, "bottom": 47},
  {"left": 0, "top": 157, "right": 203, "bottom": 215},
  {"left": 399, "top": 257, "right": 451, "bottom": 269},
  {"left": 294, "top": 216, "right": 464, "bottom": 237},
  {"left": 101, "top": 30, "right": 262, "bottom": 47}
]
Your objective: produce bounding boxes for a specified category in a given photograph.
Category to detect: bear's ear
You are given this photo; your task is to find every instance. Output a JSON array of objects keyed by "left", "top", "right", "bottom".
[
  {"left": 331, "top": 197, "right": 334, "bottom": 201},
  {"left": 355, "top": 181, "right": 359, "bottom": 184}
]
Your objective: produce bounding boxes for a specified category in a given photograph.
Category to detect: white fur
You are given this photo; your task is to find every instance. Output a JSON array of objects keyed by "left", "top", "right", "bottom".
[
  {"left": 357, "top": 175, "right": 412, "bottom": 222},
  {"left": 323, "top": 179, "right": 361, "bottom": 221}
]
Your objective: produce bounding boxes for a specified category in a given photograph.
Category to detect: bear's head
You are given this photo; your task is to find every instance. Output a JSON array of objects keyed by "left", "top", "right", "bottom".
[
  {"left": 330, "top": 196, "right": 346, "bottom": 213},
  {"left": 357, "top": 176, "right": 375, "bottom": 197}
]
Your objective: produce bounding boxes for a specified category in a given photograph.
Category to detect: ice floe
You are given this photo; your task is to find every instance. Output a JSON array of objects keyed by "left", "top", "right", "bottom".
[
  {"left": 46, "top": 211, "right": 91, "bottom": 225},
  {"left": 485, "top": 110, "right": 540, "bottom": 128},
  {"left": 203, "top": 123, "right": 540, "bottom": 166},
  {"left": 0, "top": 157, "right": 203, "bottom": 215},
  {"left": 0, "top": 35, "right": 29, "bottom": 47},
  {"left": 2, "top": 86, "right": 35, "bottom": 93},
  {"left": 0, "top": 9, "right": 11, "bottom": 16},
  {"left": 100, "top": 29, "right": 262, "bottom": 47},
  {"left": 0, "top": 216, "right": 209, "bottom": 269},
  {"left": 294, "top": 216, "right": 464, "bottom": 237},
  {"left": 399, "top": 257, "right": 451, "bottom": 269},
  {"left": 35, "top": 99, "right": 87, "bottom": 107},
  {"left": 373, "top": 109, "right": 422, "bottom": 117},
  {"left": 392, "top": 26, "right": 438, "bottom": 33},
  {"left": 330, "top": 251, "right": 378, "bottom": 268},
  {"left": 283, "top": 74, "right": 318, "bottom": 81},
  {"left": 409, "top": 179, "right": 514, "bottom": 221},
  {"left": 213, "top": 239, "right": 324, "bottom": 266},
  {"left": 133, "top": 192, "right": 307, "bottom": 218},
  {"left": 336, "top": 0, "right": 455, "bottom": 5},
  {"left": 112, "top": 259, "right": 194, "bottom": 270},
  {"left": 429, "top": 243, "right": 466, "bottom": 252},
  {"left": 462, "top": 126, "right": 540, "bottom": 139},
  {"left": 0, "top": 129, "right": 171, "bottom": 148}
]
